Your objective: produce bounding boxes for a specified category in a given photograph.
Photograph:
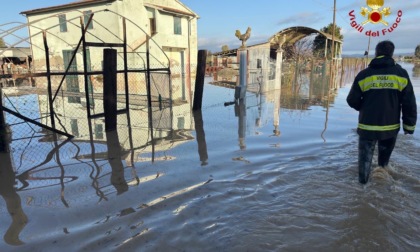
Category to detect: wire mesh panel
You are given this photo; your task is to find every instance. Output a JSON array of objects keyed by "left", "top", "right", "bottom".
[
  {"left": 0, "top": 7, "right": 183, "bottom": 200},
  {"left": 1, "top": 8, "right": 173, "bottom": 138}
]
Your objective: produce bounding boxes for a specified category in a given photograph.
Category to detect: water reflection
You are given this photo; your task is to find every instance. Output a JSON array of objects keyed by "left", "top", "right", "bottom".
[
  {"left": 0, "top": 152, "right": 28, "bottom": 245},
  {"left": 1, "top": 58, "right": 390, "bottom": 249},
  {"left": 192, "top": 110, "right": 208, "bottom": 166},
  {"left": 272, "top": 86, "right": 281, "bottom": 137},
  {"left": 236, "top": 98, "right": 247, "bottom": 150},
  {"left": 413, "top": 64, "right": 420, "bottom": 78},
  {"left": 106, "top": 130, "right": 129, "bottom": 194},
  {"left": 212, "top": 58, "right": 362, "bottom": 148}
]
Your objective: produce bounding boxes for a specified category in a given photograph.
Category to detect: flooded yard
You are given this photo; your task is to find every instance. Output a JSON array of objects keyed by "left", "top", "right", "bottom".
[{"left": 1, "top": 61, "right": 420, "bottom": 251}]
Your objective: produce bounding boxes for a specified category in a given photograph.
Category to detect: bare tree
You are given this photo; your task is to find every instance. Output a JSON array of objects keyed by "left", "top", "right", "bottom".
[
  {"left": 283, "top": 36, "right": 315, "bottom": 65},
  {"left": 0, "top": 38, "right": 6, "bottom": 47},
  {"left": 283, "top": 37, "right": 316, "bottom": 93},
  {"left": 291, "top": 36, "right": 315, "bottom": 61}
]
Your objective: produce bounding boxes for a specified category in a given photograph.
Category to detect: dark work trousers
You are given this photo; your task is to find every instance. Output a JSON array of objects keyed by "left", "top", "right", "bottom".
[{"left": 358, "top": 136, "right": 397, "bottom": 184}]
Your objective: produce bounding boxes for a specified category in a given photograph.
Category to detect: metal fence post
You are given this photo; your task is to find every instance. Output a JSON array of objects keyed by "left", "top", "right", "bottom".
[
  {"left": 0, "top": 89, "right": 8, "bottom": 152},
  {"left": 103, "top": 49, "right": 118, "bottom": 132},
  {"left": 193, "top": 50, "right": 207, "bottom": 111}
]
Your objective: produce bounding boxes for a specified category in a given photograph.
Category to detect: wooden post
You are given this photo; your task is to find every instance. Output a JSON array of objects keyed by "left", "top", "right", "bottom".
[
  {"left": 43, "top": 31, "right": 55, "bottom": 130},
  {"left": 103, "top": 49, "right": 117, "bottom": 132},
  {"left": 193, "top": 50, "right": 207, "bottom": 111}
]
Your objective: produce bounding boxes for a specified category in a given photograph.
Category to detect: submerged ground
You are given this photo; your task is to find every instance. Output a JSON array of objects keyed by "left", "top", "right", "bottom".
[{"left": 1, "top": 62, "right": 420, "bottom": 251}]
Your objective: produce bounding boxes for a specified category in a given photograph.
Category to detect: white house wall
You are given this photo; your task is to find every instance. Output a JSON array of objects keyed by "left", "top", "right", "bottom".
[
  {"left": 27, "top": 3, "right": 118, "bottom": 72},
  {"left": 247, "top": 44, "right": 275, "bottom": 92},
  {"left": 24, "top": 0, "right": 198, "bottom": 99}
]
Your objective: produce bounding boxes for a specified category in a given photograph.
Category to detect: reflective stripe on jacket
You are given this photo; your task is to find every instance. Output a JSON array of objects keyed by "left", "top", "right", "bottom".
[{"left": 346, "top": 56, "right": 417, "bottom": 140}]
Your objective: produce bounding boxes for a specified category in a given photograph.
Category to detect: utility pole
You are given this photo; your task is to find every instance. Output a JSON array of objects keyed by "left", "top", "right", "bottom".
[
  {"left": 365, "top": 35, "right": 372, "bottom": 68},
  {"left": 324, "top": 0, "right": 337, "bottom": 141},
  {"left": 329, "top": 0, "right": 337, "bottom": 90},
  {"left": 331, "top": 0, "right": 336, "bottom": 61}
]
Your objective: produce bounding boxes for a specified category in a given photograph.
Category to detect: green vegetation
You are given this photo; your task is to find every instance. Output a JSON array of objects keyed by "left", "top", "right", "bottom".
[
  {"left": 415, "top": 44, "right": 420, "bottom": 58},
  {"left": 312, "top": 23, "right": 343, "bottom": 59}
]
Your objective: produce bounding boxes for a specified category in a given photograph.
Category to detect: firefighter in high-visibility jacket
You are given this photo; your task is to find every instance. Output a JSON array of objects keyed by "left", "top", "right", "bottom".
[{"left": 347, "top": 40, "right": 417, "bottom": 184}]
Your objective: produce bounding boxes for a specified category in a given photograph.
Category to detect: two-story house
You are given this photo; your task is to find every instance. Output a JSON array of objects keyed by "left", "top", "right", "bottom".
[
  {"left": 18, "top": 0, "right": 199, "bottom": 158},
  {"left": 20, "top": 0, "right": 199, "bottom": 102}
]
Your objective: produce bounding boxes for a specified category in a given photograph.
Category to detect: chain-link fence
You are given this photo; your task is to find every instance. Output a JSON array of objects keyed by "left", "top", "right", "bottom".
[{"left": 0, "top": 8, "right": 202, "bottom": 206}]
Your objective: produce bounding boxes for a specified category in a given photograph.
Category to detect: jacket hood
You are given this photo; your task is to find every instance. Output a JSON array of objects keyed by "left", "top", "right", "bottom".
[{"left": 369, "top": 56, "right": 396, "bottom": 69}]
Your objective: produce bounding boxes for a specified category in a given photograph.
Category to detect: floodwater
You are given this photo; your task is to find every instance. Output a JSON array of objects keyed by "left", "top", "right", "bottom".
[{"left": 1, "top": 61, "right": 420, "bottom": 251}]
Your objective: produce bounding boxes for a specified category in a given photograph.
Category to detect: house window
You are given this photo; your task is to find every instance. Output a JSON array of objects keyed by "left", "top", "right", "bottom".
[
  {"left": 150, "top": 18, "right": 157, "bottom": 35},
  {"left": 177, "top": 117, "right": 185, "bottom": 129},
  {"left": 95, "top": 124, "right": 103, "bottom": 139},
  {"left": 58, "top": 14, "right": 67, "bottom": 32},
  {"left": 147, "top": 8, "right": 157, "bottom": 35},
  {"left": 174, "top": 16, "right": 182, "bottom": 35},
  {"left": 83, "top": 10, "right": 94, "bottom": 30},
  {"left": 70, "top": 119, "right": 79, "bottom": 137}
]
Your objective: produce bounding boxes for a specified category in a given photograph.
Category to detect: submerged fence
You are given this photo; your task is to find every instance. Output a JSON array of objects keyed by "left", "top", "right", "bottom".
[
  {"left": 0, "top": 9, "right": 179, "bottom": 144},
  {"left": 0, "top": 6, "right": 366, "bottom": 208}
]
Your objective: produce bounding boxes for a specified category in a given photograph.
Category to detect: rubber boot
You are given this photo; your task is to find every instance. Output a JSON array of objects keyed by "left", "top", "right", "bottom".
[
  {"left": 378, "top": 136, "right": 397, "bottom": 167},
  {"left": 358, "top": 138, "right": 376, "bottom": 184}
]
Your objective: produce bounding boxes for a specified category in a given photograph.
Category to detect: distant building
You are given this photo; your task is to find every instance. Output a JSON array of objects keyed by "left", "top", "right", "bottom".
[
  {"left": 0, "top": 47, "right": 31, "bottom": 65},
  {"left": 0, "top": 47, "right": 32, "bottom": 87},
  {"left": 15, "top": 0, "right": 199, "bottom": 149},
  {"left": 210, "top": 26, "right": 343, "bottom": 92}
]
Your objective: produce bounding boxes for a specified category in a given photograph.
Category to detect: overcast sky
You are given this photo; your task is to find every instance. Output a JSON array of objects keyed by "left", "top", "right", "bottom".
[{"left": 1, "top": 0, "right": 419, "bottom": 55}]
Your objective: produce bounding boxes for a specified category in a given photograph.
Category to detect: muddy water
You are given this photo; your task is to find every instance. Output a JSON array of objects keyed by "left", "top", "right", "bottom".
[{"left": 1, "top": 62, "right": 419, "bottom": 251}]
